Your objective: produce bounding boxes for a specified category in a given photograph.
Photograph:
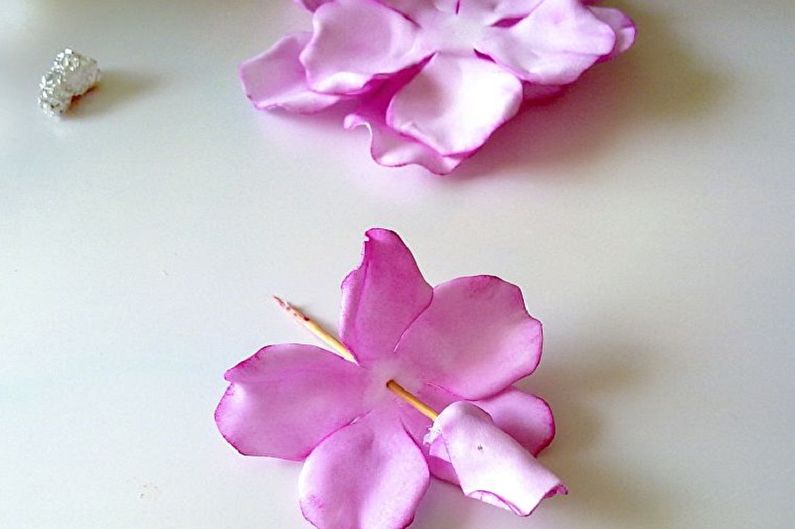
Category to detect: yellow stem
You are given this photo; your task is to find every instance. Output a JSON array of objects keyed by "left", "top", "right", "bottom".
[
  {"left": 273, "top": 296, "right": 439, "bottom": 421},
  {"left": 385, "top": 380, "right": 438, "bottom": 421}
]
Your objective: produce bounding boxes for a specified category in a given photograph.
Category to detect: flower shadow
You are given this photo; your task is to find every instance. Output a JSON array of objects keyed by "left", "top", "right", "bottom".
[
  {"left": 517, "top": 341, "right": 676, "bottom": 527},
  {"left": 449, "top": 1, "right": 728, "bottom": 180},
  {"left": 413, "top": 340, "right": 678, "bottom": 528}
]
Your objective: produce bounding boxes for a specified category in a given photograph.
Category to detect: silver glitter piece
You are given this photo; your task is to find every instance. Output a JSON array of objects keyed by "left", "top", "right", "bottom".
[{"left": 38, "top": 49, "right": 101, "bottom": 116}]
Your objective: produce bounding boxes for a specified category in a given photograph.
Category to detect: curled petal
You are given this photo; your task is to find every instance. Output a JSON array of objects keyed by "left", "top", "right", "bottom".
[
  {"left": 344, "top": 65, "right": 468, "bottom": 174},
  {"left": 395, "top": 275, "right": 542, "bottom": 399},
  {"left": 426, "top": 402, "right": 566, "bottom": 516},
  {"left": 215, "top": 344, "right": 370, "bottom": 461},
  {"left": 340, "top": 228, "right": 433, "bottom": 363},
  {"left": 299, "top": 411, "right": 429, "bottom": 529},
  {"left": 387, "top": 54, "right": 522, "bottom": 155},
  {"left": 476, "top": 0, "right": 616, "bottom": 85},
  {"left": 240, "top": 32, "right": 341, "bottom": 113},
  {"left": 399, "top": 385, "right": 555, "bottom": 484},
  {"left": 301, "top": 0, "right": 430, "bottom": 94},
  {"left": 589, "top": 6, "right": 637, "bottom": 60}
]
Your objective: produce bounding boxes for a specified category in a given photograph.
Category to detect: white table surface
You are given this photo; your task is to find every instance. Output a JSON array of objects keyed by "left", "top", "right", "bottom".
[{"left": 2, "top": 1, "right": 793, "bottom": 528}]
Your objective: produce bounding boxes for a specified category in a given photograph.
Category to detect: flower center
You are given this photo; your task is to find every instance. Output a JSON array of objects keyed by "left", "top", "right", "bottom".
[{"left": 422, "top": 8, "right": 487, "bottom": 55}]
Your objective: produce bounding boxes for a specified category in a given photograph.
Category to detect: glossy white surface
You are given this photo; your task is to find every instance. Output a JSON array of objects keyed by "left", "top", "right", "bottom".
[{"left": 1, "top": 1, "right": 793, "bottom": 528}]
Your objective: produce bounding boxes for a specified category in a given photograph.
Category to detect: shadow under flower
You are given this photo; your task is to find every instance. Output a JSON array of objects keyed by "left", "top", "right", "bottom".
[
  {"left": 412, "top": 338, "right": 679, "bottom": 528},
  {"left": 516, "top": 340, "right": 677, "bottom": 528},
  {"left": 449, "top": 2, "right": 728, "bottom": 180}
]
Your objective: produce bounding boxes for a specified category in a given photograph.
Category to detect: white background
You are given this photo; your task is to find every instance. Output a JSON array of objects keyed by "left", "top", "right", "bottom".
[{"left": 1, "top": 1, "right": 793, "bottom": 528}]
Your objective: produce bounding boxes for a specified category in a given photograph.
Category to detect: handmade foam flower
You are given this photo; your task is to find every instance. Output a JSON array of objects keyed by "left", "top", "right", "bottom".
[
  {"left": 240, "top": 0, "right": 635, "bottom": 173},
  {"left": 215, "top": 228, "right": 565, "bottom": 529}
]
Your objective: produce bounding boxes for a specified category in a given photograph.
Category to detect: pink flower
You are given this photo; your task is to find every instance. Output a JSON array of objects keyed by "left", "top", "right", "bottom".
[
  {"left": 215, "top": 228, "right": 564, "bottom": 529},
  {"left": 241, "top": 0, "right": 635, "bottom": 173}
]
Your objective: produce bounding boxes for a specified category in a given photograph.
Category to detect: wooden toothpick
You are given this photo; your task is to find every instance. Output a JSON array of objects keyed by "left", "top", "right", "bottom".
[{"left": 273, "top": 296, "right": 439, "bottom": 421}]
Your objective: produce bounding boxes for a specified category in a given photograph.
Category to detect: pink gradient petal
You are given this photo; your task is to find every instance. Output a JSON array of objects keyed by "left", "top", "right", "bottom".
[
  {"left": 300, "top": 0, "right": 431, "bottom": 94},
  {"left": 427, "top": 402, "right": 566, "bottom": 516},
  {"left": 215, "top": 344, "right": 370, "bottom": 461},
  {"left": 344, "top": 66, "right": 467, "bottom": 174},
  {"left": 240, "top": 32, "right": 341, "bottom": 113},
  {"left": 589, "top": 6, "right": 637, "bottom": 60},
  {"left": 387, "top": 53, "right": 522, "bottom": 155},
  {"left": 476, "top": 0, "right": 616, "bottom": 85},
  {"left": 340, "top": 228, "right": 433, "bottom": 363},
  {"left": 395, "top": 275, "right": 543, "bottom": 399},
  {"left": 299, "top": 410, "right": 429, "bottom": 529},
  {"left": 474, "top": 388, "right": 555, "bottom": 456}
]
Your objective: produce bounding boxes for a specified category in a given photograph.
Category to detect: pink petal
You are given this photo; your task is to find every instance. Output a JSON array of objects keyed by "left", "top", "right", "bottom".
[
  {"left": 395, "top": 275, "right": 543, "bottom": 399},
  {"left": 340, "top": 228, "right": 433, "bottom": 363},
  {"left": 474, "top": 388, "right": 555, "bottom": 456},
  {"left": 215, "top": 344, "right": 370, "bottom": 461},
  {"left": 344, "top": 65, "right": 468, "bottom": 174},
  {"left": 589, "top": 6, "right": 636, "bottom": 60},
  {"left": 386, "top": 53, "right": 523, "bottom": 155},
  {"left": 240, "top": 32, "right": 341, "bottom": 113},
  {"left": 426, "top": 402, "right": 566, "bottom": 516},
  {"left": 299, "top": 410, "right": 429, "bottom": 529},
  {"left": 476, "top": 0, "right": 616, "bottom": 85},
  {"left": 300, "top": 0, "right": 431, "bottom": 94},
  {"left": 398, "top": 385, "right": 555, "bottom": 484}
]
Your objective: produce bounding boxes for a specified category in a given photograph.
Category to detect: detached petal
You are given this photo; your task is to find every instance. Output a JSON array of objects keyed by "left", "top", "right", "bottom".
[
  {"left": 301, "top": 0, "right": 430, "bottom": 94},
  {"left": 240, "top": 32, "right": 341, "bottom": 113},
  {"left": 215, "top": 344, "right": 370, "bottom": 461},
  {"left": 395, "top": 275, "right": 542, "bottom": 399},
  {"left": 340, "top": 229, "right": 433, "bottom": 363},
  {"left": 426, "top": 402, "right": 566, "bottom": 516},
  {"left": 589, "top": 6, "right": 637, "bottom": 60},
  {"left": 299, "top": 410, "right": 429, "bottom": 529},
  {"left": 476, "top": 0, "right": 616, "bottom": 85},
  {"left": 344, "top": 65, "right": 468, "bottom": 174},
  {"left": 387, "top": 53, "right": 522, "bottom": 155}
]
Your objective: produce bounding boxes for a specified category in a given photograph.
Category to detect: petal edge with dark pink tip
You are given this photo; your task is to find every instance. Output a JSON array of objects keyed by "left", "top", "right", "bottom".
[
  {"left": 386, "top": 53, "right": 523, "bottom": 155},
  {"left": 215, "top": 344, "right": 370, "bottom": 461},
  {"left": 299, "top": 411, "right": 429, "bottom": 529},
  {"left": 301, "top": 0, "right": 430, "bottom": 94},
  {"left": 240, "top": 32, "right": 341, "bottom": 113},
  {"left": 340, "top": 229, "right": 433, "bottom": 363},
  {"left": 395, "top": 275, "right": 543, "bottom": 399},
  {"left": 476, "top": 0, "right": 616, "bottom": 85}
]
